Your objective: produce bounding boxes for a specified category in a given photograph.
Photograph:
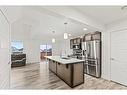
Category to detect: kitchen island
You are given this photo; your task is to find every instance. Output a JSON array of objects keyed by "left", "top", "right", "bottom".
[{"left": 45, "top": 56, "right": 84, "bottom": 88}]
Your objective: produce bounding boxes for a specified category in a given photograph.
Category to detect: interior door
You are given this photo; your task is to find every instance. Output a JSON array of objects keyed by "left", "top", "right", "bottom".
[
  {"left": 111, "top": 30, "right": 127, "bottom": 86},
  {"left": 0, "top": 10, "right": 10, "bottom": 89}
]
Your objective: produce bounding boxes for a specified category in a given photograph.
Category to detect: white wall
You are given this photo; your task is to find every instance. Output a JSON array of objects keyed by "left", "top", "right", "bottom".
[
  {"left": 51, "top": 38, "right": 73, "bottom": 56},
  {"left": 101, "top": 31, "right": 111, "bottom": 80},
  {"left": 59, "top": 39, "right": 73, "bottom": 56},
  {"left": 52, "top": 42, "right": 60, "bottom": 56},
  {"left": 11, "top": 21, "right": 41, "bottom": 63},
  {"left": 0, "top": 9, "right": 10, "bottom": 89},
  {"left": 23, "top": 39, "right": 40, "bottom": 63},
  {"left": 101, "top": 19, "right": 127, "bottom": 80}
]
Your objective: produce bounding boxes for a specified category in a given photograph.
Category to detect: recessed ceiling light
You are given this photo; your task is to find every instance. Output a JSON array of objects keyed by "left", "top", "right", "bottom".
[{"left": 83, "top": 28, "right": 88, "bottom": 31}]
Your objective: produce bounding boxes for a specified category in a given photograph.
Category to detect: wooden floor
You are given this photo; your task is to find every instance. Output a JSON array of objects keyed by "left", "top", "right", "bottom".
[{"left": 11, "top": 61, "right": 127, "bottom": 89}]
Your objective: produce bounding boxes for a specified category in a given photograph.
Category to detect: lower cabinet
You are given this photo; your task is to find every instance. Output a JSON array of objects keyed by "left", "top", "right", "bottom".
[
  {"left": 57, "top": 63, "right": 71, "bottom": 86},
  {"left": 73, "top": 63, "right": 84, "bottom": 86},
  {"left": 48, "top": 59, "right": 84, "bottom": 88},
  {"left": 57, "top": 62, "right": 84, "bottom": 87},
  {"left": 49, "top": 60, "right": 57, "bottom": 73}
]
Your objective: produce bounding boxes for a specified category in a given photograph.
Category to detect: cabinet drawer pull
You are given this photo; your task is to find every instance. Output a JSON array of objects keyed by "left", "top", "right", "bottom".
[{"left": 66, "top": 64, "right": 68, "bottom": 69}]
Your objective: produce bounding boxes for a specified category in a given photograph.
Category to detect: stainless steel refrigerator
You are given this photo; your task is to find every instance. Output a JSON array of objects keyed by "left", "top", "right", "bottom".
[{"left": 82, "top": 40, "right": 101, "bottom": 77}]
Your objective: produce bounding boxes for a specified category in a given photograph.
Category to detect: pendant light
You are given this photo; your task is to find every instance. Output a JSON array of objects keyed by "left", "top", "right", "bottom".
[
  {"left": 64, "top": 22, "right": 68, "bottom": 39},
  {"left": 52, "top": 31, "right": 55, "bottom": 43},
  {"left": 52, "top": 38, "right": 55, "bottom": 43},
  {"left": 64, "top": 33, "right": 68, "bottom": 39}
]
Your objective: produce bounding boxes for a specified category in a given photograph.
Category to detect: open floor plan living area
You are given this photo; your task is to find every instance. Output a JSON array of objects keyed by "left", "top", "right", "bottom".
[{"left": 1, "top": 6, "right": 127, "bottom": 90}]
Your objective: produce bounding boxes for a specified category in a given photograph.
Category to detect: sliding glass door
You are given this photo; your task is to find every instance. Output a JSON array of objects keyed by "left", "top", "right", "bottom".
[{"left": 40, "top": 44, "right": 52, "bottom": 61}]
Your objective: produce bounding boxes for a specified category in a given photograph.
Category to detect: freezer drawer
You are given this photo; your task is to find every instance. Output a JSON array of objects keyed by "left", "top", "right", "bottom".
[{"left": 84, "top": 63, "right": 101, "bottom": 77}]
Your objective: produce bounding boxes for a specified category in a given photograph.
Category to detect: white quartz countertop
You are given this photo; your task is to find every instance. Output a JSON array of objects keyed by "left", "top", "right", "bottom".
[{"left": 45, "top": 56, "right": 84, "bottom": 64}]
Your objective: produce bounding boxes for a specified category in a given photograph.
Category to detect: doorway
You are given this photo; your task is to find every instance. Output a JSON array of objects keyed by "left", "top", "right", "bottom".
[
  {"left": 111, "top": 30, "right": 127, "bottom": 86},
  {"left": 40, "top": 44, "right": 52, "bottom": 61}
]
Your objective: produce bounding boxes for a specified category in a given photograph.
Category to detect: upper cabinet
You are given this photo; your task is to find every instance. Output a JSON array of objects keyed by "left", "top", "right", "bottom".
[
  {"left": 91, "top": 32, "right": 101, "bottom": 40},
  {"left": 76, "top": 38, "right": 81, "bottom": 44},
  {"left": 83, "top": 34, "right": 91, "bottom": 41},
  {"left": 83, "top": 31, "right": 101, "bottom": 42},
  {"left": 70, "top": 37, "right": 82, "bottom": 49},
  {"left": 70, "top": 39, "right": 74, "bottom": 49},
  {"left": 70, "top": 31, "right": 101, "bottom": 49}
]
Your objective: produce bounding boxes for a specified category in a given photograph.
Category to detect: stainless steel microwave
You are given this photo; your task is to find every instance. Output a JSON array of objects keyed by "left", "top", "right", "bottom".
[{"left": 73, "top": 44, "right": 81, "bottom": 49}]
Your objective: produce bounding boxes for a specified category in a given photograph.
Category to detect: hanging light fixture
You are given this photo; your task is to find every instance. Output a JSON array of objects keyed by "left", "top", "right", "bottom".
[
  {"left": 64, "top": 22, "right": 68, "bottom": 39},
  {"left": 52, "top": 31, "right": 55, "bottom": 43},
  {"left": 52, "top": 38, "right": 55, "bottom": 43},
  {"left": 64, "top": 33, "right": 68, "bottom": 39}
]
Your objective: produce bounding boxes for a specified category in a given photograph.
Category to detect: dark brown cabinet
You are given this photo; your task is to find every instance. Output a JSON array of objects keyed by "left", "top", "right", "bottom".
[
  {"left": 57, "top": 63, "right": 84, "bottom": 87},
  {"left": 70, "top": 37, "right": 82, "bottom": 49},
  {"left": 49, "top": 60, "right": 57, "bottom": 73},
  {"left": 83, "top": 31, "right": 101, "bottom": 42},
  {"left": 91, "top": 32, "right": 101, "bottom": 40},
  {"left": 84, "top": 34, "right": 92, "bottom": 41},
  {"left": 57, "top": 63, "right": 71, "bottom": 85},
  {"left": 73, "top": 39, "right": 77, "bottom": 44},
  {"left": 48, "top": 59, "right": 84, "bottom": 88},
  {"left": 70, "top": 39, "right": 74, "bottom": 49},
  {"left": 76, "top": 38, "right": 81, "bottom": 44}
]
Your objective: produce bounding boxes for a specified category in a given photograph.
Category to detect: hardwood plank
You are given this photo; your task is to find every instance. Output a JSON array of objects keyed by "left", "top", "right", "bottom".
[{"left": 11, "top": 61, "right": 127, "bottom": 89}]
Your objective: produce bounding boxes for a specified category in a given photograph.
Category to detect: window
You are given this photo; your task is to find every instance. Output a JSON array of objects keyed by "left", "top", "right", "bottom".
[
  {"left": 11, "top": 41, "right": 23, "bottom": 53},
  {"left": 40, "top": 45, "right": 47, "bottom": 52},
  {"left": 40, "top": 44, "right": 52, "bottom": 53},
  {"left": 40, "top": 44, "right": 52, "bottom": 60},
  {"left": 46, "top": 44, "right": 52, "bottom": 53}
]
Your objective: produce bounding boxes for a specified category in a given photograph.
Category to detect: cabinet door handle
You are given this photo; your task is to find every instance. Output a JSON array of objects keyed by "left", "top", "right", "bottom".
[{"left": 66, "top": 64, "right": 68, "bottom": 69}]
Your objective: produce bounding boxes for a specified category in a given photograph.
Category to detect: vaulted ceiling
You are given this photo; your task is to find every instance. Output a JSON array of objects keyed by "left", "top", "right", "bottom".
[
  {"left": 74, "top": 6, "right": 127, "bottom": 25},
  {"left": 1, "top": 6, "right": 127, "bottom": 41},
  {"left": 2, "top": 6, "right": 96, "bottom": 41}
]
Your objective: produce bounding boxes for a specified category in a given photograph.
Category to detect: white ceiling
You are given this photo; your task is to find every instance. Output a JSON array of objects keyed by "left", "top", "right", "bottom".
[
  {"left": 4, "top": 6, "right": 127, "bottom": 41},
  {"left": 4, "top": 6, "right": 95, "bottom": 41},
  {"left": 74, "top": 6, "right": 127, "bottom": 25},
  {"left": 0, "top": 6, "right": 23, "bottom": 23}
]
